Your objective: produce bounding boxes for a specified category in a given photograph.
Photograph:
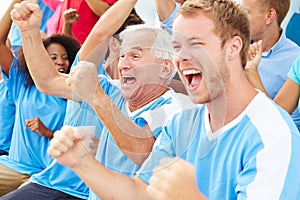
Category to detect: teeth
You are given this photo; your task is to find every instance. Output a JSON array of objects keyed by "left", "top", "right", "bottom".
[
  {"left": 182, "top": 69, "right": 201, "bottom": 75},
  {"left": 58, "top": 68, "right": 65, "bottom": 73},
  {"left": 122, "top": 75, "right": 136, "bottom": 84}
]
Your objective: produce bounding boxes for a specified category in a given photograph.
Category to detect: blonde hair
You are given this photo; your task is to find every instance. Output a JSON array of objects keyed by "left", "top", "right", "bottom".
[{"left": 179, "top": 0, "right": 250, "bottom": 68}]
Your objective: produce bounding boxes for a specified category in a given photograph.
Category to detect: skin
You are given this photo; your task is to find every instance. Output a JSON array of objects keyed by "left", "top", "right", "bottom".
[
  {"left": 62, "top": 8, "right": 80, "bottom": 37},
  {"left": 25, "top": 117, "right": 53, "bottom": 138},
  {"left": 46, "top": 43, "right": 70, "bottom": 73},
  {"left": 172, "top": 13, "right": 229, "bottom": 131},
  {"left": 240, "top": 0, "right": 280, "bottom": 52},
  {"left": 47, "top": 10, "right": 256, "bottom": 200},
  {"left": 12, "top": 0, "right": 259, "bottom": 199},
  {"left": 0, "top": 0, "right": 68, "bottom": 140},
  {"left": 11, "top": 0, "right": 173, "bottom": 164},
  {"left": 146, "top": 11, "right": 257, "bottom": 200},
  {"left": 118, "top": 32, "right": 171, "bottom": 109},
  {"left": 245, "top": 41, "right": 300, "bottom": 114}
]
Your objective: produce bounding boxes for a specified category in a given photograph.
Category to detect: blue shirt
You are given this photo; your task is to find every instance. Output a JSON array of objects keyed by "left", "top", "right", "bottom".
[
  {"left": 0, "top": 79, "right": 15, "bottom": 153},
  {"left": 0, "top": 57, "right": 67, "bottom": 175},
  {"left": 138, "top": 92, "right": 300, "bottom": 199},
  {"left": 160, "top": 2, "right": 180, "bottom": 34},
  {"left": 30, "top": 56, "right": 107, "bottom": 199},
  {"left": 31, "top": 53, "right": 194, "bottom": 200},
  {"left": 258, "top": 32, "right": 300, "bottom": 130},
  {"left": 287, "top": 55, "right": 300, "bottom": 114}
]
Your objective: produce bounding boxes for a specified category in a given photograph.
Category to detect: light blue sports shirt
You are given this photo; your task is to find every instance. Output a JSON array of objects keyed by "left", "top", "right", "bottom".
[
  {"left": 138, "top": 92, "right": 300, "bottom": 199},
  {"left": 31, "top": 53, "right": 194, "bottom": 200},
  {"left": 0, "top": 78, "right": 15, "bottom": 153},
  {"left": 0, "top": 57, "right": 67, "bottom": 175}
]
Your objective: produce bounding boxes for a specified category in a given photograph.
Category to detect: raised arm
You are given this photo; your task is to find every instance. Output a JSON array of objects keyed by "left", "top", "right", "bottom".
[
  {"left": 62, "top": 8, "right": 80, "bottom": 37},
  {"left": 10, "top": 0, "right": 77, "bottom": 100},
  {"left": 245, "top": 40, "right": 270, "bottom": 96},
  {"left": 79, "top": 0, "right": 138, "bottom": 62},
  {"left": 0, "top": 0, "right": 21, "bottom": 76},
  {"left": 154, "top": 0, "right": 176, "bottom": 22},
  {"left": 67, "top": 61, "right": 155, "bottom": 165},
  {"left": 85, "top": 0, "right": 110, "bottom": 17}
]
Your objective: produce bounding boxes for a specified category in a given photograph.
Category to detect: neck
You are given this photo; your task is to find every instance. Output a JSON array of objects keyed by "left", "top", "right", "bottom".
[
  {"left": 259, "top": 27, "right": 281, "bottom": 52},
  {"left": 128, "top": 85, "right": 169, "bottom": 112},
  {"left": 207, "top": 68, "right": 258, "bottom": 132}
]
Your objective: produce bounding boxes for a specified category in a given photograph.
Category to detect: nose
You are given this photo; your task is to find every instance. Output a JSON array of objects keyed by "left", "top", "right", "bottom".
[
  {"left": 118, "top": 55, "right": 133, "bottom": 70},
  {"left": 55, "top": 57, "right": 65, "bottom": 66},
  {"left": 174, "top": 45, "right": 192, "bottom": 63}
]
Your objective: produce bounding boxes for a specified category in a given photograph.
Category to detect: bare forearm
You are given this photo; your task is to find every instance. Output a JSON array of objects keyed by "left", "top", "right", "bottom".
[
  {"left": 92, "top": 86, "right": 155, "bottom": 165},
  {"left": 21, "top": 30, "right": 73, "bottom": 99},
  {"left": 154, "top": 0, "right": 176, "bottom": 21},
  {"left": 0, "top": 0, "right": 21, "bottom": 74},
  {"left": 80, "top": 0, "right": 138, "bottom": 61},
  {"left": 245, "top": 69, "right": 270, "bottom": 97},
  {"left": 274, "top": 79, "right": 300, "bottom": 114},
  {"left": 62, "top": 23, "right": 73, "bottom": 37},
  {"left": 73, "top": 154, "right": 149, "bottom": 200},
  {"left": 85, "top": 0, "right": 110, "bottom": 17}
]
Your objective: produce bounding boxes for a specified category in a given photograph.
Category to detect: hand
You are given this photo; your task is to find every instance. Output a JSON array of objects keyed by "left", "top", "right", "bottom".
[
  {"left": 146, "top": 157, "right": 205, "bottom": 200},
  {"left": 10, "top": 0, "right": 42, "bottom": 32},
  {"left": 66, "top": 61, "right": 100, "bottom": 106},
  {"left": 245, "top": 40, "right": 262, "bottom": 72},
  {"left": 25, "top": 117, "right": 53, "bottom": 138},
  {"left": 47, "top": 126, "right": 90, "bottom": 168},
  {"left": 63, "top": 8, "right": 80, "bottom": 24}
]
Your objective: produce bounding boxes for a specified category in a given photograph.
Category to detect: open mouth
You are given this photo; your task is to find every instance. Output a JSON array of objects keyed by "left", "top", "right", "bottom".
[
  {"left": 122, "top": 75, "right": 136, "bottom": 85},
  {"left": 58, "top": 68, "right": 66, "bottom": 73},
  {"left": 182, "top": 69, "right": 202, "bottom": 86}
]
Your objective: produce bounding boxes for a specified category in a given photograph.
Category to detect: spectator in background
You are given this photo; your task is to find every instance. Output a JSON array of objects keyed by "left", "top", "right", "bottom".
[
  {"left": 62, "top": 8, "right": 80, "bottom": 38},
  {"left": 0, "top": 0, "right": 80, "bottom": 196},
  {"left": 240, "top": 0, "right": 300, "bottom": 131},
  {"left": 246, "top": 42, "right": 300, "bottom": 124},
  {"left": 55, "top": 0, "right": 118, "bottom": 44}
]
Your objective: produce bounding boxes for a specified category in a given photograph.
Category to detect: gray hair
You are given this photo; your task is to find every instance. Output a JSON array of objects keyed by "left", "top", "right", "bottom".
[{"left": 119, "top": 25, "right": 177, "bottom": 84}]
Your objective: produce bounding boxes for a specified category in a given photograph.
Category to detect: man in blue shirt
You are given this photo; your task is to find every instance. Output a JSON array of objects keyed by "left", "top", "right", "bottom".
[
  {"left": 45, "top": 0, "right": 300, "bottom": 199},
  {"left": 241, "top": 0, "right": 300, "bottom": 131},
  {"left": 6, "top": 0, "right": 194, "bottom": 199}
]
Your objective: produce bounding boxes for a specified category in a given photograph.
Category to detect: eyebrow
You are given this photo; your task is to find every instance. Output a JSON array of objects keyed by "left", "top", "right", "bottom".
[{"left": 120, "top": 46, "right": 144, "bottom": 53}]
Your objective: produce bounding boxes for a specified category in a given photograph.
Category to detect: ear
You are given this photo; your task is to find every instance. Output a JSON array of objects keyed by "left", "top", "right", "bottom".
[
  {"left": 265, "top": 8, "right": 277, "bottom": 25},
  {"left": 109, "top": 37, "right": 120, "bottom": 52},
  {"left": 159, "top": 60, "right": 175, "bottom": 82},
  {"left": 227, "top": 36, "right": 243, "bottom": 62}
]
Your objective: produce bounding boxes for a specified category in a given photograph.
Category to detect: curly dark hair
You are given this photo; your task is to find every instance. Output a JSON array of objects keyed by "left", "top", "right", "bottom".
[{"left": 17, "top": 34, "right": 81, "bottom": 88}]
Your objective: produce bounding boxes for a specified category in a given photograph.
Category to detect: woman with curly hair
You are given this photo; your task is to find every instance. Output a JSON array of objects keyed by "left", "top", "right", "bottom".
[{"left": 0, "top": 0, "right": 80, "bottom": 196}]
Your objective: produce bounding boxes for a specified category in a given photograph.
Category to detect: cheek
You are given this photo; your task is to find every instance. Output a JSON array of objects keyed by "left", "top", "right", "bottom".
[{"left": 65, "top": 60, "right": 70, "bottom": 68}]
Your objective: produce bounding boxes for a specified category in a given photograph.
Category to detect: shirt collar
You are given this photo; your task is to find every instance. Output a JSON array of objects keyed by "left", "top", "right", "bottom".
[{"left": 262, "top": 29, "right": 285, "bottom": 57}]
